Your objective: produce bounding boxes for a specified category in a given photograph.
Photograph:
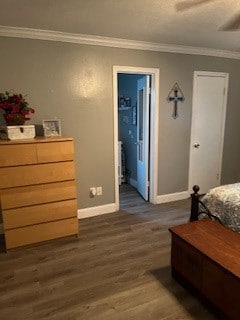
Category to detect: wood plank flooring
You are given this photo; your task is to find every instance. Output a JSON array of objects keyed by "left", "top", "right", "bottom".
[{"left": 0, "top": 185, "right": 218, "bottom": 319}]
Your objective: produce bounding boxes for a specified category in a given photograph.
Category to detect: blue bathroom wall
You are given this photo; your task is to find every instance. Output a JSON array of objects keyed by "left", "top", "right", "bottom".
[{"left": 118, "top": 73, "right": 143, "bottom": 183}]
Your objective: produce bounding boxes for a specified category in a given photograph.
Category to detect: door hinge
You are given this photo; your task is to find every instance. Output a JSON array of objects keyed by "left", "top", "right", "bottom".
[
  {"left": 147, "top": 181, "right": 150, "bottom": 187},
  {"left": 223, "top": 87, "right": 226, "bottom": 96},
  {"left": 217, "top": 173, "right": 219, "bottom": 180}
]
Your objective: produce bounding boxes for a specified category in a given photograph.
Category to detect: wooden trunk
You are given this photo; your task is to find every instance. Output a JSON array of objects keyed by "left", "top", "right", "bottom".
[{"left": 169, "top": 220, "right": 240, "bottom": 320}]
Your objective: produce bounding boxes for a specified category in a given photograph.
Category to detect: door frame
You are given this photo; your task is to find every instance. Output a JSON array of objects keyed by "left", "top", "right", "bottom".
[
  {"left": 188, "top": 70, "right": 229, "bottom": 194},
  {"left": 113, "top": 66, "right": 160, "bottom": 209}
]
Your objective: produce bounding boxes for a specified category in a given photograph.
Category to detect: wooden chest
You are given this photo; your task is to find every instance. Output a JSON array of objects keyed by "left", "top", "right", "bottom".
[
  {"left": 0, "top": 137, "right": 78, "bottom": 250},
  {"left": 169, "top": 220, "right": 240, "bottom": 320}
]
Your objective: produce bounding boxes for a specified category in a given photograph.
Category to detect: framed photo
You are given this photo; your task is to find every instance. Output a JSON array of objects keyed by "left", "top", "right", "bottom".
[{"left": 42, "top": 119, "right": 62, "bottom": 137}]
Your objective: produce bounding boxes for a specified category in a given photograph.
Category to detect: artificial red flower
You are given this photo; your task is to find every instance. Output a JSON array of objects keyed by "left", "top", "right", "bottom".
[{"left": 0, "top": 91, "right": 36, "bottom": 122}]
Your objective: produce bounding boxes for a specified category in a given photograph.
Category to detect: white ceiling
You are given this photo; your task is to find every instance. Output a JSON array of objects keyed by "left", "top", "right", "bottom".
[{"left": 0, "top": 0, "right": 239, "bottom": 52}]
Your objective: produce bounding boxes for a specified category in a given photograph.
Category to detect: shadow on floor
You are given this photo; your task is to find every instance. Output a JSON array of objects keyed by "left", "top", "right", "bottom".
[{"left": 151, "top": 266, "right": 222, "bottom": 320}]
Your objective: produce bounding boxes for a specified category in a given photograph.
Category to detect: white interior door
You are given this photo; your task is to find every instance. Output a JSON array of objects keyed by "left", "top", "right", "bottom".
[
  {"left": 137, "top": 75, "right": 150, "bottom": 200},
  {"left": 189, "top": 71, "right": 228, "bottom": 194}
]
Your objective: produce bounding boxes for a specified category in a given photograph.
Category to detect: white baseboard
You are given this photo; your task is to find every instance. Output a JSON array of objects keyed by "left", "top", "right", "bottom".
[
  {"left": 129, "top": 178, "right": 138, "bottom": 189},
  {"left": 156, "top": 191, "right": 189, "bottom": 204},
  {"left": 78, "top": 203, "right": 117, "bottom": 219}
]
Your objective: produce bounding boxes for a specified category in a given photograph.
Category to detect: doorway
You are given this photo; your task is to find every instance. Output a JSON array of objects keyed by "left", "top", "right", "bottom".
[
  {"left": 113, "top": 66, "right": 159, "bottom": 210},
  {"left": 188, "top": 71, "right": 229, "bottom": 194}
]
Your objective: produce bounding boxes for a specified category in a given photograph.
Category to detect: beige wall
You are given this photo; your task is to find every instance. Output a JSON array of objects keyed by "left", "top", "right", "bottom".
[{"left": 0, "top": 37, "right": 240, "bottom": 209}]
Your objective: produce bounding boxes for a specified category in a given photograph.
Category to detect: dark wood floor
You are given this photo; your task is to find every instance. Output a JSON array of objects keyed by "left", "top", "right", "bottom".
[{"left": 0, "top": 185, "right": 218, "bottom": 320}]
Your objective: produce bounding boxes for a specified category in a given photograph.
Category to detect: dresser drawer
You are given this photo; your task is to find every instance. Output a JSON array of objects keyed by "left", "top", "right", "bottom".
[
  {"left": 5, "top": 218, "right": 78, "bottom": 249},
  {"left": 0, "top": 144, "right": 37, "bottom": 167},
  {"left": 3, "top": 199, "right": 77, "bottom": 229},
  {"left": 36, "top": 141, "right": 74, "bottom": 163},
  {"left": 0, "top": 161, "right": 75, "bottom": 189},
  {"left": 1, "top": 181, "right": 76, "bottom": 209}
]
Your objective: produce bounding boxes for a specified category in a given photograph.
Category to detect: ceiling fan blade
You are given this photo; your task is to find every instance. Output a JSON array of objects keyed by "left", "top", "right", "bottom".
[
  {"left": 176, "top": 0, "right": 215, "bottom": 12},
  {"left": 220, "top": 13, "right": 240, "bottom": 31}
]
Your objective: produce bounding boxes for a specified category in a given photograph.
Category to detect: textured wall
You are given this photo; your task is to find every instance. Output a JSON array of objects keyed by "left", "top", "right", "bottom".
[{"left": 0, "top": 37, "right": 240, "bottom": 208}]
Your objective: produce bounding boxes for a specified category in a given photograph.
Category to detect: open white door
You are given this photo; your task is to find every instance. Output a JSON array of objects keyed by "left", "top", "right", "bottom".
[
  {"left": 189, "top": 71, "right": 228, "bottom": 194},
  {"left": 137, "top": 75, "right": 151, "bottom": 200}
]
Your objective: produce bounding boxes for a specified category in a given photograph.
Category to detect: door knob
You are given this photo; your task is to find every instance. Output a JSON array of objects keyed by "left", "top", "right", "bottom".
[{"left": 194, "top": 143, "right": 200, "bottom": 148}]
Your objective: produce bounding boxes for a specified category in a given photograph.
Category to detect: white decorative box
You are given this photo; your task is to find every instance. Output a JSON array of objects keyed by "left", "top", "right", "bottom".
[{"left": 0, "top": 125, "right": 36, "bottom": 140}]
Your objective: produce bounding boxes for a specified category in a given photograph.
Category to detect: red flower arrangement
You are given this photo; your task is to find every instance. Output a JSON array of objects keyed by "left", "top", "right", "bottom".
[{"left": 0, "top": 91, "right": 35, "bottom": 124}]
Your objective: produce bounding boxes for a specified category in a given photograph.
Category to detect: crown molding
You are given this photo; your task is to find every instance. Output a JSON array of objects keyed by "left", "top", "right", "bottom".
[{"left": 0, "top": 25, "right": 239, "bottom": 60}]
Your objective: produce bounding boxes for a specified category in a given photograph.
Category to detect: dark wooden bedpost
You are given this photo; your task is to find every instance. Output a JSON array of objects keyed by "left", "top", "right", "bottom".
[{"left": 190, "top": 185, "right": 200, "bottom": 222}]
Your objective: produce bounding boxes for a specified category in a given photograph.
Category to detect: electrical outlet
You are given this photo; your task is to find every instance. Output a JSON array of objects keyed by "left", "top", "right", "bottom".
[
  {"left": 90, "top": 187, "right": 102, "bottom": 197},
  {"left": 96, "top": 186, "right": 102, "bottom": 195},
  {"left": 90, "top": 187, "right": 97, "bottom": 196}
]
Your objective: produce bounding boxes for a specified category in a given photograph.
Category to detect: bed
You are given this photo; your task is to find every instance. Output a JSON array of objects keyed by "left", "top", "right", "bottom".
[{"left": 190, "top": 183, "right": 240, "bottom": 233}]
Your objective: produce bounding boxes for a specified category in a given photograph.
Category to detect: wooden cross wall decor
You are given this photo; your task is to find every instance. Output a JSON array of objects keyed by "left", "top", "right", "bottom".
[{"left": 167, "top": 83, "right": 185, "bottom": 119}]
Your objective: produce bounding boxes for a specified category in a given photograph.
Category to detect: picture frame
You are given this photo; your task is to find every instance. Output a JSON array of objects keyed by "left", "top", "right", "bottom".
[{"left": 42, "top": 119, "right": 62, "bottom": 137}]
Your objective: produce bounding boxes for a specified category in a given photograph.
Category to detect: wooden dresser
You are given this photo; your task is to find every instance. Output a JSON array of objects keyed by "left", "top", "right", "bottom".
[
  {"left": 169, "top": 220, "right": 240, "bottom": 320},
  {"left": 0, "top": 137, "right": 78, "bottom": 250}
]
